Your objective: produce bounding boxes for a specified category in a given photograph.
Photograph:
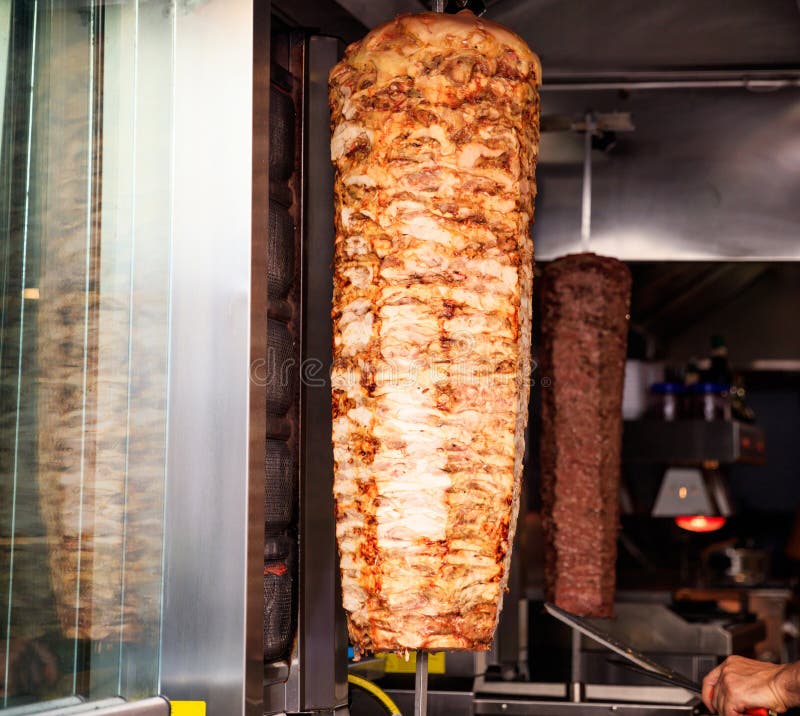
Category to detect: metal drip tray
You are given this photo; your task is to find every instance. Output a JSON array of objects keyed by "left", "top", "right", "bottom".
[{"left": 581, "top": 602, "right": 765, "bottom": 657}]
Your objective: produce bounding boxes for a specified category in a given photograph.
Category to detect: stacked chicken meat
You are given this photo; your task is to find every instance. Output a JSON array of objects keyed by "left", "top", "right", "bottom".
[{"left": 329, "top": 11, "right": 540, "bottom": 653}]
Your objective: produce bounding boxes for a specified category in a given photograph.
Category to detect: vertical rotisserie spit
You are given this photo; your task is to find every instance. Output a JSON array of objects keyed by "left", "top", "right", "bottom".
[
  {"left": 329, "top": 11, "right": 540, "bottom": 653},
  {"left": 540, "top": 253, "right": 631, "bottom": 618}
]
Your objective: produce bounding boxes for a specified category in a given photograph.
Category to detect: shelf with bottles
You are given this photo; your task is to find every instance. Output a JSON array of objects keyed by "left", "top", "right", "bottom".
[{"left": 644, "top": 336, "right": 756, "bottom": 425}]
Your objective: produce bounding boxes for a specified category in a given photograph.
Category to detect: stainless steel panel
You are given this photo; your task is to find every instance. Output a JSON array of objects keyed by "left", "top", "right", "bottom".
[
  {"left": 474, "top": 652, "right": 567, "bottom": 698},
  {"left": 533, "top": 88, "right": 800, "bottom": 261},
  {"left": 623, "top": 420, "right": 766, "bottom": 465},
  {"left": 161, "top": 1, "right": 260, "bottom": 716},
  {"left": 3, "top": 697, "right": 168, "bottom": 716},
  {"left": 487, "top": 1, "right": 800, "bottom": 75},
  {"left": 477, "top": 681, "right": 568, "bottom": 698},
  {"left": 334, "top": 0, "right": 426, "bottom": 27},
  {"left": 282, "top": 33, "right": 349, "bottom": 715},
  {"left": 580, "top": 603, "right": 765, "bottom": 657},
  {"left": 82, "top": 699, "right": 168, "bottom": 715},
  {"left": 59, "top": 698, "right": 169, "bottom": 715},
  {"left": 584, "top": 684, "right": 693, "bottom": 705},
  {"left": 0, "top": 697, "right": 84, "bottom": 715},
  {"left": 539, "top": 72, "right": 800, "bottom": 91}
]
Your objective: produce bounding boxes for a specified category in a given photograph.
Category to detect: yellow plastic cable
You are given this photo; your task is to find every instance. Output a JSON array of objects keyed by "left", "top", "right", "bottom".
[{"left": 348, "top": 673, "right": 402, "bottom": 715}]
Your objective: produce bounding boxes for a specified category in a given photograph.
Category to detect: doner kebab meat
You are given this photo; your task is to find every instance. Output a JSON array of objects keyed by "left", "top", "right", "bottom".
[
  {"left": 540, "top": 254, "right": 631, "bottom": 618},
  {"left": 329, "top": 10, "right": 541, "bottom": 653}
]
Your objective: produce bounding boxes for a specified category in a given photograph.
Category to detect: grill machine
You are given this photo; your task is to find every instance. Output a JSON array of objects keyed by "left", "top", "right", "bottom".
[{"left": 263, "top": 1, "right": 799, "bottom": 714}]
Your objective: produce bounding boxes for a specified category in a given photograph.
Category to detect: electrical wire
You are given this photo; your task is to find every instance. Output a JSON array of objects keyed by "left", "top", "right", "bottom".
[{"left": 348, "top": 673, "right": 403, "bottom": 715}]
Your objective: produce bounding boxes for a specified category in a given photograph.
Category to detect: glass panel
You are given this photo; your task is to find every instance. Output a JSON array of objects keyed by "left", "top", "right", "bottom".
[
  {"left": 0, "top": 1, "right": 9, "bottom": 163},
  {"left": 0, "top": 0, "right": 173, "bottom": 709}
]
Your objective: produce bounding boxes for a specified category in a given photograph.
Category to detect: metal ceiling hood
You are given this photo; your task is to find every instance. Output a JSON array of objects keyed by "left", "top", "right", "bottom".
[
  {"left": 540, "top": 69, "right": 800, "bottom": 91},
  {"left": 296, "top": 0, "right": 800, "bottom": 262},
  {"left": 535, "top": 87, "right": 800, "bottom": 262},
  {"left": 486, "top": 0, "right": 800, "bottom": 79},
  {"left": 333, "top": 0, "right": 426, "bottom": 27},
  {"left": 317, "top": 0, "right": 800, "bottom": 82}
]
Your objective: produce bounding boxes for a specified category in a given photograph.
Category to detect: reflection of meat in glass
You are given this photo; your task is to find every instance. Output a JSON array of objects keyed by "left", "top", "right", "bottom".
[
  {"left": 0, "top": 639, "right": 59, "bottom": 699},
  {"left": 32, "top": 32, "right": 166, "bottom": 643}
]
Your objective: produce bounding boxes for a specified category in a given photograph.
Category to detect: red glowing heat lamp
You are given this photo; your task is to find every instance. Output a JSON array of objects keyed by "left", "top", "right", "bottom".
[{"left": 675, "top": 515, "right": 727, "bottom": 533}]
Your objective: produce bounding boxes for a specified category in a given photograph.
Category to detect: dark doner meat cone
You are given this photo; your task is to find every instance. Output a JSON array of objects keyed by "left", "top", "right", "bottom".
[{"left": 540, "top": 253, "right": 631, "bottom": 618}]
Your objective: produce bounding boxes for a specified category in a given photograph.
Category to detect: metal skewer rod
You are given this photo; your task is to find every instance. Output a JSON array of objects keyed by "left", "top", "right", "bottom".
[
  {"left": 580, "top": 111, "right": 595, "bottom": 252},
  {"left": 570, "top": 626, "right": 583, "bottom": 702},
  {"left": 433, "top": 0, "right": 445, "bottom": 12},
  {"left": 414, "top": 651, "right": 429, "bottom": 716}
]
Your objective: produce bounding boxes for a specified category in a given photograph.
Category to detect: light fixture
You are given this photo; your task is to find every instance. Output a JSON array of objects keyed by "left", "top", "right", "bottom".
[
  {"left": 652, "top": 467, "right": 732, "bottom": 533},
  {"left": 675, "top": 515, "right": 727, "bottom": 533}
]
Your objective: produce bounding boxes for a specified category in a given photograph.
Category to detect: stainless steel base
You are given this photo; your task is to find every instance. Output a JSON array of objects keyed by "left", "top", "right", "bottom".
[
  {"left": 474, "top": 697, "right": 700, "bottom": 716},
  {"left": 476, "top": 681, "right": 697, "bottom": 706},
  {"left": 381, "top": 684, "right": 699, "bottom": 716}
]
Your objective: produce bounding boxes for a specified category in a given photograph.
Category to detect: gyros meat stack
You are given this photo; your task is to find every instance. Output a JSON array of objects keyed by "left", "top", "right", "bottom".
[
  {"left": 329, "top": 10, "right": 541, "bottom": 653},
  {"left": 540, "top": 254, "right": 632, "bottom": 618}
]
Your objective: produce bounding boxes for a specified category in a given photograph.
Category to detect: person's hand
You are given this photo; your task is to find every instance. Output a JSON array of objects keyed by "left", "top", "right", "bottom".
[{"left": 702, "top": 656, "right": 800, "bottom": 716}]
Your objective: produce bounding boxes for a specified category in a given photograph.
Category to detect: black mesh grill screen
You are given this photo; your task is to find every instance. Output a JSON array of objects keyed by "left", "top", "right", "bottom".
[
  {"left": 264, "top": 552, "right": 293, "bottom": 662},
  {"left": 265, "top": 39, "right": 300, "bottom": 666},
  {"left": 269, "top": 86, "right": 294, "bottom": 183},
  {"left": 265, "top": 439, "right": 293, "bottom": 534},
  {"left": 264, "top": 534, "right": 291, "bottom": 561},
  {"left": 268, "top": 203, "right": 294, "bottom": 300},
  {"left": 266, "top": 319, "right": 296, "bottom": 417}
]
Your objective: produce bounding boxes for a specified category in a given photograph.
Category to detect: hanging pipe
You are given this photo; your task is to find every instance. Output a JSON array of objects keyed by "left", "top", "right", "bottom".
[{"left": 580, "top": 112, "right": 595, "bottom": 251}]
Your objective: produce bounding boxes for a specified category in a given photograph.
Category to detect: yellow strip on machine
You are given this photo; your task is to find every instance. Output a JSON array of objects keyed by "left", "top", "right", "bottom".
[{"left": 378, "top": 652, "right": 446, "bottom": 674}]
